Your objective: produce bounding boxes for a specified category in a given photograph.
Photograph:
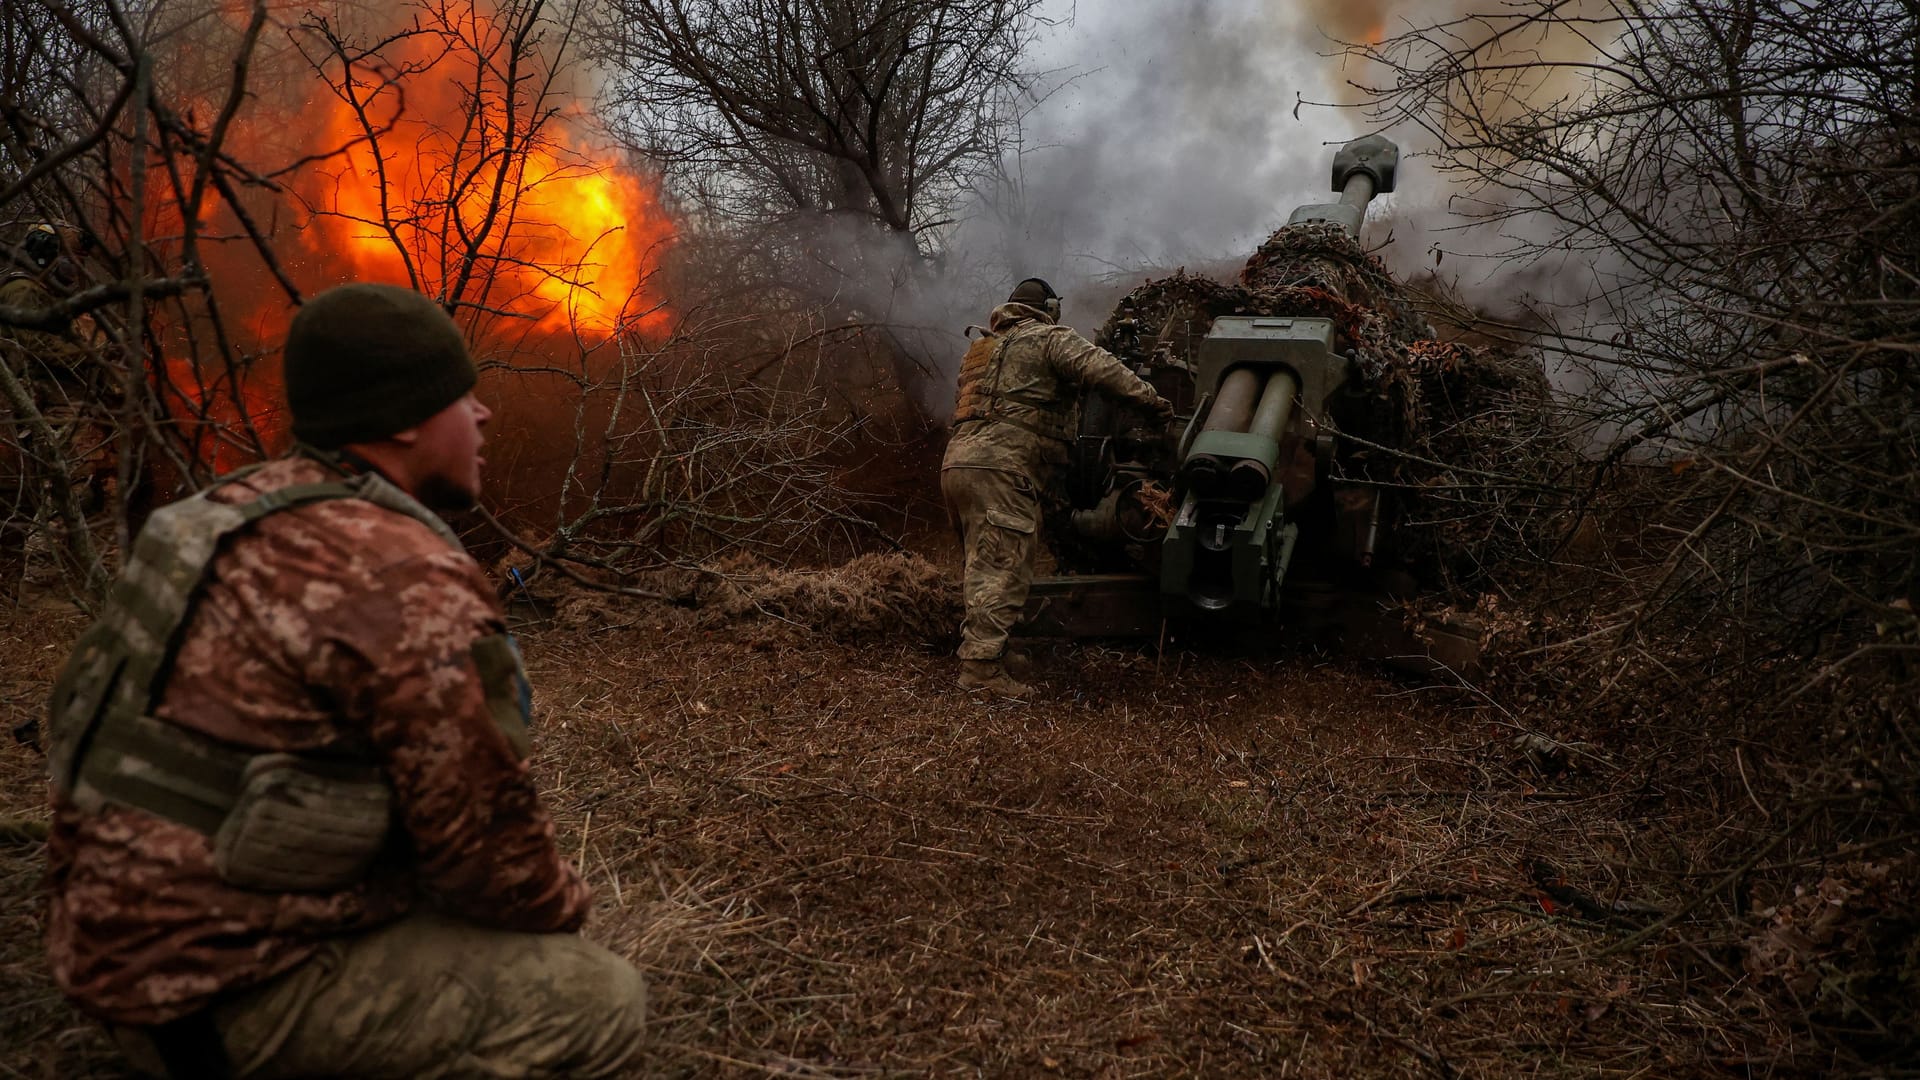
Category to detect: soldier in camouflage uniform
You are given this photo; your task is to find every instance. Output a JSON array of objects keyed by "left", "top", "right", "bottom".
[
  {"left": 942, "top": 278, "right": 1172, "bottom": 697},
  {"left": 0, "top": 223, "right": 80, "bottom": 342},
  {"left": 43, "top": 284, "right": 647, "bottom": 1078},
  {"left": 2, "top": 222, "right": 110, "bottom": 595},
  {"left": 1, "top": 223, "right": 101, "bottom": 439}
]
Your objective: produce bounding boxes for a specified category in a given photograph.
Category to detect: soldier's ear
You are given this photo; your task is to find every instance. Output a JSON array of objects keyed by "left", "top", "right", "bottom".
[{"left": 387, "top": 426, "right": 422, "bottom": 447}]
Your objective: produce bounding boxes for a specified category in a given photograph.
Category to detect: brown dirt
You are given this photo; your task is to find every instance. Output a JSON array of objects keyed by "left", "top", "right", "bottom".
[{"left": 1, "top": 569, "right": 1817, "bottom": 1078}]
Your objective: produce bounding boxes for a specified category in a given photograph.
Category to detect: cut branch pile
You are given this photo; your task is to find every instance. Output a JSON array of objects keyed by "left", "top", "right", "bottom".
[
  {"left": 690, "top": 552, "right": 959, "bottom": 643},
  {"left": 547, "top": 551, "right": 959, "bottom": 647}
]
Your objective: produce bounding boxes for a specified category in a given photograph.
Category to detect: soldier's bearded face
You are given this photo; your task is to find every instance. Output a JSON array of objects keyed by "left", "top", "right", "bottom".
[{"left": 409, "top": 392, "right": 492, "bottom": 509}]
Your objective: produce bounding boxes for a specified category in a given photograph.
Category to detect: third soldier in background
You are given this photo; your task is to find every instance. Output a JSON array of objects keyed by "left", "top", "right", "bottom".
[
  {"left": 1, "top": 221, "right": 111, "bottom": 599},
  {"left": 942, "top": 277, "right": 1173, "bottom": 698}
]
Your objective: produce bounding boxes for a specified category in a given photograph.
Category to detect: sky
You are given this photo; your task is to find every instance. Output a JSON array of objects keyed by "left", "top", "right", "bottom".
[
  {"left": 866, "top": 0, "right": 1447, "bottom": 394},
  {"left": 957, "top": 0, "right": 1625, "bottom": 347},
  {"left": 969, "top": 0, "right": 1371, "bottom": 290},
  {"left": 842, "top": 0, "right": 1610, "bottom": 402}
]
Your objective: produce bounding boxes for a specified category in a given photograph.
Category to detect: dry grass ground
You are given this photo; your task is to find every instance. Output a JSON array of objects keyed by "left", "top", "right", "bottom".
[{"left": 1, "top": 568, "right": 1814, "bottom": 1078}]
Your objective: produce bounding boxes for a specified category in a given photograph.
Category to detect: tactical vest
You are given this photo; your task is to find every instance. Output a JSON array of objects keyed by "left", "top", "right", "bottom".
[
  {"left": 0, "top": 270, "right": 58, "bottom": 318},
  {"left": 1, "top": 271, "right": 89, "bottom": 387},
  {"left": 950, "top": 323, "right": 1074, "bottom": 444},
  {"left": 46, "top": 462, "right": 530, "bottom": 892}
]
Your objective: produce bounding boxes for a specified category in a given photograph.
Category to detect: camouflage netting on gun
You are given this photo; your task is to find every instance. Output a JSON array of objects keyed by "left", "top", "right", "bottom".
[
  {"left": 1241, "top": 223, "right": 1431, "bottom": 345},
  {"left": 1384, "top": 338, "right": 1570, "bottom": 586},
  {"left": 1099, "top": 224, "right": 1576, "bottom": 590}
]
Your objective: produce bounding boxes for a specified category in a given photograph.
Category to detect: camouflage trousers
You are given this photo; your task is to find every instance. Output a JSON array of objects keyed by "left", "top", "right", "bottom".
[
  {"left": 942, "top": 465, "right": 1041, "bottom": 661},
  {"left": 110, "top": 913, "right": 648, "bottom": 1079}
]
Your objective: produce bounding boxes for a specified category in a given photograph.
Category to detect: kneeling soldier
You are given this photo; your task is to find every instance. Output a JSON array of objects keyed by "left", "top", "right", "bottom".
[{"left": 43, "top": 284, "right": 647, "bottom": 1078}]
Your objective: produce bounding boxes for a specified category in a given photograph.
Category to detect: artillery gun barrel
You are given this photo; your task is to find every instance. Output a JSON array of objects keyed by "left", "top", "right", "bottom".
[
  {"left": 1185, "top": 367, "right": 1263, "bottom": 496},
  {"left": 1338, "top": 171, "right": 1377, "bottom": 210},
  {"left": 1284, "top": 133, "right": 1399, "bottom": 239}
]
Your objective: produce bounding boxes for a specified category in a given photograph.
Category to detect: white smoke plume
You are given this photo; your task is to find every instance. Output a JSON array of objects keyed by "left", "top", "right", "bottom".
[
  {"left": 884, "top": 0, "right": 1361, "bottom": 410},
  {"left": 838, "top": 0, "right": 1616, "bottom": 411}
]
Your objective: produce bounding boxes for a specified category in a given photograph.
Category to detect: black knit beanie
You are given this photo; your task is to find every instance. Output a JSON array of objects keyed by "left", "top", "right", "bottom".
[{"left": 283, "top": 283, "right": 478, "bottom": 449}]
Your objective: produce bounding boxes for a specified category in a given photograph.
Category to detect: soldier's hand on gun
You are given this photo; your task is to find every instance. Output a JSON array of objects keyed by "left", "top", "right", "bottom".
[{"left": 1148, "top": 396, "right": 1175, "bottom": 424}]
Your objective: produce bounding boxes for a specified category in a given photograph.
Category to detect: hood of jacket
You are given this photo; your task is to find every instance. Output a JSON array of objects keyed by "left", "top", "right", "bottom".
[{"left": 988, "top": 301, "right": 1055, "bottom": 333}]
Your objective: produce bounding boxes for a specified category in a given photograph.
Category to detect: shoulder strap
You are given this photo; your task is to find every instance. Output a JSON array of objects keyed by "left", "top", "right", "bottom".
[
  {"left": 980, "top": 333, "right": 1016, "bottom": 421},
  {"left": 290, "top": 446, "right": 466, "bottom": 549},
  {"left": 340, "top": 470, "right": 465, "bottom": 549}
]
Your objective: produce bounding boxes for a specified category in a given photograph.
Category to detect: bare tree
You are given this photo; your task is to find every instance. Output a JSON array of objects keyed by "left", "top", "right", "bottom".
[
  {"left": 584, "top": 0, "right": 1056, "bottom": 415},
  {"left": 588, "top": 0, "right": 1047, "bottom": 250},
  {"left": 1358, "top": 0, "right": 1918, "bottom": 666},
  {"left": 0, "top": 0, "right": 279, "bottom": 593},
  {"left": 1355, "top": 1, "right": 1918, "bottom": 1062},
  {"left": 288, "top": 0, "right": 671, "bottom": 343}
]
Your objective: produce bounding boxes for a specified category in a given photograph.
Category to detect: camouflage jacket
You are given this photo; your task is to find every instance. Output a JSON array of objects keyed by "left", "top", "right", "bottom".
[
  {"left": 0, "top": 273, "right": 89, "bottom": 389},
  {"left": 45, "top": 455, "right": 591, "bottom": 1025},
  {"left": 941, "top": 302, "right": 1163, "bottom": 481}
]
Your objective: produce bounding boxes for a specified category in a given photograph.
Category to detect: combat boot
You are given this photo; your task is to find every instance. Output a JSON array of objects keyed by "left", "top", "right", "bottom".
[{"left": 958, "top": 659, "right": 1032, "bottom": 699}]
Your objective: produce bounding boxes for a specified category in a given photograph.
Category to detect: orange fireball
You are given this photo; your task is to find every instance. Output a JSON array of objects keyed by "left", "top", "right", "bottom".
[
  {"left": 165, "top": 0, "right": 674, "bottom": 471},
  {"left": 296, "top": 0, "right": 672, "bottom": 340}
]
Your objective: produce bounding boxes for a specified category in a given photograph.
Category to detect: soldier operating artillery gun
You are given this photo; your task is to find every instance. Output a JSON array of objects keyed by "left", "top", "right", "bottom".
[{"left": 1024, "top": 135, "right": 1554, "bottom": 670}]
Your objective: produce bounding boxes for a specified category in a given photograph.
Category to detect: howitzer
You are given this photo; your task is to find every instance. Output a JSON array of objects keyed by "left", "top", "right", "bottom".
[{"left": 1023, "top": 135, "right": 1482, "bottom": 673}]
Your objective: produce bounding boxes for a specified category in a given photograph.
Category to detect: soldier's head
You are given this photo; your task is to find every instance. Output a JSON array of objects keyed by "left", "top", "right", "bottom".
[
  {"left": 283, "top": 283, "right": 491, "bottom": 509},
  {"left": 24, "top": 222, "right": 96, "bottom": 291},
  {"left": 22, "top": 223, "right": 61, "bottom": 269},
  {"left": 1008, "top": 277, "right": 1061, "bottom": 323}
]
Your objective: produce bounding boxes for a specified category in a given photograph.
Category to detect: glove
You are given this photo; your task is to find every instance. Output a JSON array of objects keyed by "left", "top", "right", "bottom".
[{"left": 1148, "top": 396, "right": 1175, "bottom": 424}]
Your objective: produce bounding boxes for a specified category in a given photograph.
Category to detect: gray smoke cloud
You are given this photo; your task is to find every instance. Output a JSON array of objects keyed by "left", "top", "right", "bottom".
[
  {"left": 985, "top": 1, "right": 1346, "bottom": 277},
  {"left": 884, "top": 0, "right": 1360, "bottom": 412},
  {"left": 961, "top": 0, "right": 1356, "bottom": 315},
  {"left": 880, "top": 0, "right": 1616, "bottom": 413}
]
